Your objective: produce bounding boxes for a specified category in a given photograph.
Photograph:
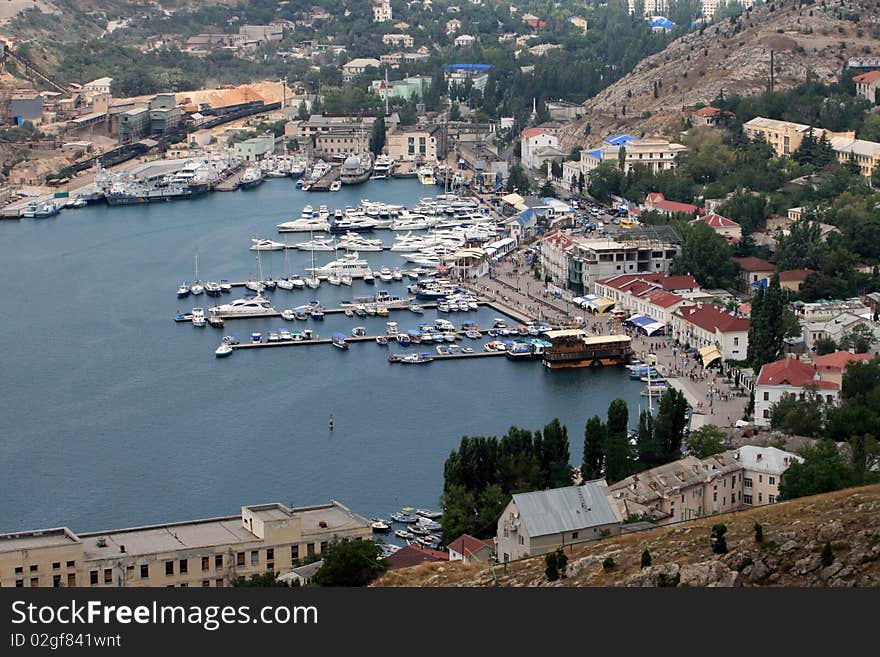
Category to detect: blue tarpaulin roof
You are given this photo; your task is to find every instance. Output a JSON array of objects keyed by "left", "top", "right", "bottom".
[
  {"left": 444, "top": 64, "right": 492, "bottom": 72},
  {"left": 649, "top": 17, "right": 676, "bottom": 29},
  {"left": 627, "top": 314, "right": 666, "bottom": 335},
  {"left": 604, "top": 134, "right": 637, "bottom": 147}
]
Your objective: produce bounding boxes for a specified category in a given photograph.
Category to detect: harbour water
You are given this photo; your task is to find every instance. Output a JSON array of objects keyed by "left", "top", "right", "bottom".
[{"left": 0, "top": 179, "right": 644, "bottom": 533}]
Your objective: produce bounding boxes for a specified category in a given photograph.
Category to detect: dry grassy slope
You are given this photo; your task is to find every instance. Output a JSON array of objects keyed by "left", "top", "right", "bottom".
[
  {"left": 559, "top": 0, "right": 880, "bottom": 151},
  {"left": 374, "top": 484, "right": 880, "bottom": 587}
]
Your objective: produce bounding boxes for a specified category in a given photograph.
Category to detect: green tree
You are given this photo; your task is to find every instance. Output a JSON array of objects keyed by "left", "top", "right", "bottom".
[
  {"left": 507, "top": 162, "right": 532, "bottom": 194},
  {"left": 839, "top": 324, "right": 877, "bottom": 353},
  {"left": 587, "top": 160, "right": 623, "bottom": 202},
  {"left": 635, "top": 410, "right": 661, "bottom": 470},
  {"left": 545, "top": 550, "right": 560, "bottom": 581},
  {"left": 231, "top": 571, "right": 288, "bottom": 587},
  {"left": 821, "top": 541, "right": 834, "bottom": 567},
  {"left": 814, "top": 336, "right": 838, "bottom": 355},
  {"left": 369, "top": 115, "right": 386, "bottom": 156},
  {"left": 449, "top": 102, "right": 461, "bottom": 121},
  {"left": 710, "top": 524, "right": 728, "bottom": 554},
  {"left": 685, "top": 424, "right": 727, "bottom": 458},
  {"left": 582, "top": 416, "right": 606, "bottom": 481},
  {"left": 604, "top": 398, "right": 632, "bottom": 483},
  {"left": 748, "top": 273, "right": 795, "bottom": 371},
  {"left": 671, "top": 221, "right": 736, "bottom": 288},
  {"left": 769, "top": 391, "right": 826, "bottom": 438},
  {"left": 754, "top": 522, "right": 764, "bottom": 544},
  {"left": 540, "top": 419, "right": 572, "bottom": 489},
  {"left": 539, "top": 179, "right": 556, "bottom": 198},
  {"left": 641, "top": 548, "right": 652, "bottom": 569},
  {"left": 778, "top": 438, "right": 862, "bottom": 500},
  {"left": 618, "top": 145, "right": 627, "bottom": 172},
  {"left": 773, "top": 220, "right": 824, "bottom": 271},
  {"left": 654, "top": 388, "right": 689, "bottom": 463},
  {"left": 312, "top": 540, "right": 387, "bottom": 587}
]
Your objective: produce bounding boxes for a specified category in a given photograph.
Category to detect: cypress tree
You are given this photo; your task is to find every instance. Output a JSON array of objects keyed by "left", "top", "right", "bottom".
[
  {"left": 582, "top": 415, "right": 606, "bottom": 481},
  {"left": 604, "top": 399, "right": 632, "bottom": 484}
]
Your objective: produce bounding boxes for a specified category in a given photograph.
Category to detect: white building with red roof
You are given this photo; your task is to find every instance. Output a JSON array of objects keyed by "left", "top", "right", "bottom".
[
  {"left": 671, "top": 303, "right": 750, "bottom": 362},
  {"left": 540, "top": 230, "right": 574, "bottom": 287},
  {"left": 691, "top": 106, "right": 723, "bottom": 127},
  {"left": 447, "top": 534, "right": 495, "bottom": 563},
  {"left": 853, "top": 70, "right": 880, "bottom": 104},
  {"left": 521, "top": 127, "right": 560, "bottom": 170},
  {"left": 813, "top": 350, "right": 874, "bottom": 386},
  {"left": 754, "top": 357, "right": 841, "bottom": 427},
  {"left": 593, "top": 273, "right": 701, "bottom": 327},
  {"left": 690, "top": 213, "right": 741, "bottom": 242},
  {"left": 644, "top": 192, "right": 699, "bottom": 217}
]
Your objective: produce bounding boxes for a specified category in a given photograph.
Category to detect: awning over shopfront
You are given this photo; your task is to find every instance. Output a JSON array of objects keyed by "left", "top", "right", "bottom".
[
  {"left": 626, "top": 314, "right": 666, "bottom": 335},
  {"left": 699, "top": 345, "right": 723, "bottom": 368},
  {"left": 579, "top": 294, "right": 615, "bottom": 314}
]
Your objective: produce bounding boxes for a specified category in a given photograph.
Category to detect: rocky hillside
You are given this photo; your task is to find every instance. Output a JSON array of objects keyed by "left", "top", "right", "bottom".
[
  {"left": 558, "top": 0, "right": 880, "bottom": 150},
  {"left": 375, "top": 485, "right": 880, "bottom": 587}
]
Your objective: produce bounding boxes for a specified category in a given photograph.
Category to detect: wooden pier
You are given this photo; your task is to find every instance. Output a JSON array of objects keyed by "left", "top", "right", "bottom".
[
  {"left": 215, "top": 165, "right": 246, "bottom": 192},
  {"left": 308, "top": 166, "right": 340, "bottom": 192}
]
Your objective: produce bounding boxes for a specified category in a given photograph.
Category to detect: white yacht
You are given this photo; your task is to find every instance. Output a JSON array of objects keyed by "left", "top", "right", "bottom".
[
  {"left": 209, "top": 294, "right": 278, "bottom": 318},
  {"left": 338, "top": 232, "right": 384, "bottom": 252},
  {"left": 390, "top": 216, "right": 430, "bottom": 231},
  {"left": 191, "top": 307, "right": 206, "bottom": 327},
  {"left": 307, "top": 252, "right": 373, "bottom": 279},
  {"left": 277, "top": 216, "right": 331, "bottom": 233},
  {"left": 389, "top": 232, "right": 430, "bottom": 252},
  {"left": 417, "top": 165, "right": 436, "bottom": 185},
  {"left": 295, "top": 236, "right": 337, "bottom": 251},
  {"left": 250, "top": 238, "right": 286, "bottom": 251}
]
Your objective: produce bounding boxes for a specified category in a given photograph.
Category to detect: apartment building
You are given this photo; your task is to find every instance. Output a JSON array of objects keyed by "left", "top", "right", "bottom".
[
  {"left": 580, "top": 134, "right": 687, "bottom": 176},
  {"left": 567, "top": 235, "right": 681, "bottom": 293},
  {"left": 386, "top": 124, "right": 446, "bottom": 162},
  {"left": 593, "top": 273, "right": 700, "bottom": 327},
  {"left": 342, "top": 58, "right": 382, "bottom": 82},
  {"left": 735, "top": 256, "right": 776, "bottom": 292},
  {"left": 742, "top": 117, "right": 813, "bottom": 157},
  {"left": 233, "top": 133, "right": 276, "bottom": 161},
  {"left": 314, "top": 128, "right": 369, "bottom": 157},
  {"left": 521, "top": 127, "right": 559, "bottom": 170},
  {"left": 0, "top": 501, "right": 370, "bottom": 588},
  {"left": 540, "top": 231, "right": 574, "bottom": 287},
  {"left": 609, "top": 446, "right": 799, "bottom": 523},
  {"left": 670, "top": 303, "right": 750, "bottom": 361},
  {"left": 829, "top": 135, "right": 880, "bottom": 178},
  {"left": 373, "top": 0, "right": 392, "bottom": 22},
  {"left": 853, "top": 70, "right": 880, "bottom": 104},
  {"left": 497, "top": 481, "right": 622, "bottom": 562},
  {"left": 690, "top": 213, "right": 741, "bottom": 242}
]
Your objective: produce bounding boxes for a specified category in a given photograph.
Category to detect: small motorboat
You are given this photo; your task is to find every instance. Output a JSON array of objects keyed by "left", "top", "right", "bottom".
[
  {"left": 396, "top": 334, "right": 411, "bottom": 345},
  {"left": 204, "top": 281, "right": 222, "bottom": 297},
  {"left": 277, "top": 277, "right": 294, "bottom": 290},
  {"left": 462, "top": 346, "right": 474, "bottom": 354},
  {"left": 329, "top": 180, "right": 342, "bottom": 192},
  {"left": 465, "top": 330, "right": 481, "bottom": 339},
  {"left": 371, "top": 520, "right": 391, "bottom": 533},
  {"left": 219, "top": 280, "right": 232, "bottom": 293},
  {"left": 190, "top": 282, "right": 204, "bottom": 296},
  {"left": 207, "top": 315, "right": 224, "bottom": 328},
  {"left": 263, "top": 279, "right": 277, "bottom": 291},
  {"left": 290, "top": 276, "right": 305, "bottom": 289},
  {"left": 331, "top": 333, "right": 349, "bottom": 349},
  {"left": 355, "top": 305, "right": 368, "bottom": 316},
  {"left": 267, "top": 331, "right": 281, "bottom": 342},
  {"left": 363, "top": 271, "right": 375, "bottom": 284},
  {"left": 282, "top": 309, "right": 296, "bottom": 321},
  {"left": 250, "top": 238, "right": 286, "bottom": 251},
  {"left": 376, "top": 335, "right": 389, "bottom": 345},
  {"left": 215, "top": 343, "right": 233, "bottom": 358},
  {"left": 279, "top": 328, "right": 293, "bottom": 341},
  {"left": 191, "top": 308, "right": 206, "bottom": 328},
  {"left": 416, "top": 509, "right": 443, "bottom": 519},
  {"left": 344, "top": 307, "right": 355, "bottom": 317},
  {"left": 409, "top": 525, "right": 430, "bottom": 536},
  {"left": 310, "top": 306, "right": 325, "bottom": 319},
  {"left": 340, "top": 274, "right": 352, "bottom": 286},
  {"left": 294, "top": 307, "right": 309, "bottom": 320},
  {"left": 174, "top": 312, "right": 194, "bottom": 323},
  {"left": 328, "top": 274, "right": 341, "bottom": 285},
  {"left": 399, "top": 352, "right": 433, "bottom": 364},
  {"left": 394, "top": 530, "right": 414, "bottom": 540},
  {"left": 390, "top": 512, "right": 418, "bottom": 523},
  {"left": 176, "top": 283, "right": 191, "bottom": 298},
  {"left": 221, "top": 335, "right": 240, "bottom": 346},
  {"left": 251, "top": 332, "right": 262, "bottom": 343},
  {"left": 408, "top": 303, "right": 424, "bottom": 314},
  {"left": 352, "top": 326, "right": 367, "bottom": 337}
]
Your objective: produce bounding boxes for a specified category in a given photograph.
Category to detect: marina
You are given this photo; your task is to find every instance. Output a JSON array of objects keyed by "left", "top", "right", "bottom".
[{"left": 0, "top": 178, "right": 644, "bottom": 534}]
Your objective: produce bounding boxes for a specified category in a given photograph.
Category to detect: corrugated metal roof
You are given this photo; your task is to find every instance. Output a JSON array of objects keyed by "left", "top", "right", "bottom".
[{"left": 512, "top": 482, "right": 619, "bottom": 537}]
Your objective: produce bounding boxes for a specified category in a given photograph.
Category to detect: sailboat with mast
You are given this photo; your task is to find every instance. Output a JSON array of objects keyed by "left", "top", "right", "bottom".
[
  {"left": 277, "top": 236, "right": 294, "bottom": 289},
  {"left": 190, "top": 255, "right": 204, "bottom": 295},
  {"left": 304, "top": 230, "right": 321, "bottom": 289},
  {"left": 246, "top": 238, "right": 267, "bottom": 292}
]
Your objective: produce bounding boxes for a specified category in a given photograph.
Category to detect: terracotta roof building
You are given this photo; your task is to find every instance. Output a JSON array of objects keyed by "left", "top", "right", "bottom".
[
  {"left": 754, "top": 357, "right": 840, "bottom": 426},
  {"left": 735, "top": 256, "right": 776, "bottom": 291},
  {"left": 691, "top": 213, "right": 741, "bottom": 242},
  {"left": 644, "top": 192, "right": 699, "bottom": 216},
  {"left": 447, "top": 534, "right": 495, "bottom": 563},
  {"left": 385, "top": 544, "right": 448, "bottom": 570},
  {"left": 853, "top": 70, "right": 880, "bottom": 104},
  {"left": 671, "top": 303, "right": 750, "bottom": 362}
]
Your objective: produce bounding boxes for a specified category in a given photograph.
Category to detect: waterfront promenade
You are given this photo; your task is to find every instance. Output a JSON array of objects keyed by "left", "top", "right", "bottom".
[{"left": 468, "top": 249, "right": 748, "bottom": 430}]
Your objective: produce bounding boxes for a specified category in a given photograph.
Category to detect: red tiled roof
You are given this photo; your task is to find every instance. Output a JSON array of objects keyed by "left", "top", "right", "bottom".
[
  {"left": 735, "top": 256, "right": 775, "bottom": 272},
  {"left": 778, "top": 268, "right": 812, "bottom": 282},
  {"left": 814, "top": 351, "right": 874, "bottom": 372},
  {"left": 853, "top": 71, "right": 880, "bottom": 84},
  {"left": 654, "top": 200, "right": 698, "bottom": 215},
  {"left": 642, "top": 288, "right": 683, "bottom": 308},
  {"left": 694, "top": 107, "right": 721, "bottom": 117},
  {"left": 674, "top": 304, "right": 750, "bottom": 333},
  {"left": 597, "top": 273, "right": 699, "bottom": 293},
  {"left": 693, "top": 213, "right": 739, "bottom": 228},
  {"left": 522, "top": 127, "right": 551, "bottom": 139},
  {"left": 645, "top": 192, "right": 665, "bottom": 204},
  {"left": 447, "top": 534, "right": 494, "bottom": 557},
  {"left": 386, "top": 544, "right": 447, "bottom": 569},
  {"left": 756, "top": 358, "right": 839, "bottom": 389}
]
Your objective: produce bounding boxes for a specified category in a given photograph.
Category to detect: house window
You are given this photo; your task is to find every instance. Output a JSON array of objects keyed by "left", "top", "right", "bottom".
[
  {"left": 66, "top": 560, "right": 75, "bottom": 568},
  {"left": 250, "top": 551, "right": 259, "bottom": 566},
  {"left": 202, "top": 557, "right": 210, "bottom": 572},
  {"left": 236, "top": 552, "right": 245, "bottom": 567},
  {"left": 140, "top": 565, "right": 149, "bottom": 579},
  {"left": 53, "top": 575, "right": 61, "bottom": 587},
  {"left": 769, "top": 495, "right": 776, "bottom": 504},
  {"left": 52, "top": 562, "right": 60, "bottom": 570},
  {"left": 519, "top": 536, "right": 524, "bottom": 545},
  {"left": 89, "top": 570, "right": 98, "bottom": 585},
  {"left": 758, "top": 492, "right": 763, "bottom": 503},
  {"left": 29, "top": 564, "right": 38, "bottom": 572},
  {"left": 320, "top": 541, "right": 329, "bottom": 553},
  {"left": 202, "top": 580, "right": 210, "bottom": 588},
  {"left": 769, "top": 476, "right": 776, "bottom": 485},
  {"left": 713, "top": 492, "right": 717, "bottom": 501},
  {"left": 31, "top": 577, "right": 39, "bottom": 588},
  {"left": 572, "top": 532, "right": 579, "bottom": 540},
  {"left": 165, "top": 561, "right": 174, "bottom": 576},
  {"left": 291, "top": 545, "right": 299, "bottom": 561},
  {"left": 215, "top": 579, "right": 224, "bottom": 587},
  {"left": 179, "top": 559, "right": 188, "bottom": 574},
  {"left": 67, "top": 573, "right": 76, "bottom": 587},
  {"left": 744, "top": 477, "right": 753, "bottom": 488},
  {"left": 266, "top": 548, "right": 274, "bottom": 561},
  {"left": 215, "top": 554, "right": 223, "bottom": 569},
  {"left": 743, "top": 494, "right": 753, "bottom": 505},
  {"left": 103, "top": 569, "right": 112, "bottom": 584}
]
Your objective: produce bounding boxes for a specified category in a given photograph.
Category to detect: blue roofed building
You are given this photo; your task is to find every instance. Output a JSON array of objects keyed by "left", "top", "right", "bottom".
[
  {"left": 443, "top": 63, "right": 493, "bottom": 92},
  {"left": 578, "top": 134, "right": 687, "bottom": 177},
  {"left": 649, "top": 16, "right": 676, "bottom": 31}
]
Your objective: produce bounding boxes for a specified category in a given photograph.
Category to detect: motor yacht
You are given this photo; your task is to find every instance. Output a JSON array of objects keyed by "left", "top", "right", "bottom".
[
  {"left": 295, "top": 236, "right": 337, "bottom": 251},
  {"left": 250, "top": 238, "right": 286, "bottom": 251},
  {"left": 307, "top": 252, "right": 373, "bottom": 279},
  {"left": 208, "top": 294, "right": 278, "bottom": 318},
  {"left": 276, "top": 216, "right": 330, "bottom": 232},
  {"left": 191, "top": 307, "right": 206, "bottom": 327}
]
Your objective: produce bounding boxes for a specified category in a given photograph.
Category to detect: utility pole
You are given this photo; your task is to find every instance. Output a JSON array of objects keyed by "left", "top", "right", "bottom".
[{"left": 769, "top": 50, "right": 775, "bottom": 93}]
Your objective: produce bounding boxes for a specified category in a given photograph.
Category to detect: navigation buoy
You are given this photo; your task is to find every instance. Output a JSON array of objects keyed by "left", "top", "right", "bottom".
[{"left": 328, "top": 415, "right": 334, "bottom": 430}]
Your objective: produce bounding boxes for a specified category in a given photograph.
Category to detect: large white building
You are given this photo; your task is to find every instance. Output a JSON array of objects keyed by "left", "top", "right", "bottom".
[
  {"left": 753, "top": 357, "right": 842, "bottom": 427},
  {"left": 579, "top": 134, "right": 687, "bottom": 177},
  {"left": 568, "top": 235, "right": 681, "bottom": 293},
  {"left": 670, "top": 303, "right": 750, "bottom": 363},
  {"left": 520, "top": 127, "right": 561, "bottom": 170},
  {"left": 373, "top": 0, "right": 392, "bottom": 22}
]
